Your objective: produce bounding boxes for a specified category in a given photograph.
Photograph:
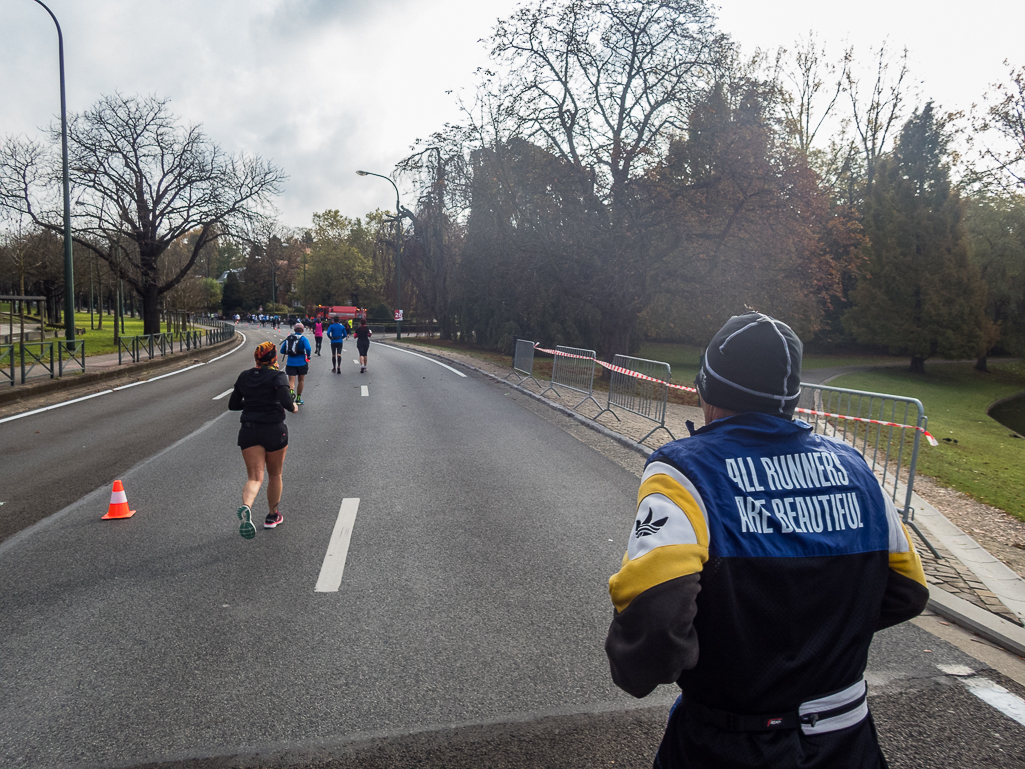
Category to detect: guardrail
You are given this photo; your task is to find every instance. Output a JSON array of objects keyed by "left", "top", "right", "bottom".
[
  {"left": 797, "top": 383, "right": 939, "bottom": 558},
  {"left": 596, "top": 354, "right": 674, "bottom": 443},
  {"left": 540, "top": 345, "right": 602, "bottom": 412}
]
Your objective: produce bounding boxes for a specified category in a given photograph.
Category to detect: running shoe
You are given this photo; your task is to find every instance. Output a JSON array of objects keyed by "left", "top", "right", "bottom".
[
  {"left": 296, "top": 395, "right": 304, "bottom": 405},
  {"left": 264, "top": 511, "right": 283, "bottom": 529},
  {"left": 360, "top": 366, "right": 366, "bottom": 373},
  {"left": 237, "top": 505, "right": 256, "bottom": 540},
  {"left": 290, "top": 388, "right": 296, "bottom": 403}
]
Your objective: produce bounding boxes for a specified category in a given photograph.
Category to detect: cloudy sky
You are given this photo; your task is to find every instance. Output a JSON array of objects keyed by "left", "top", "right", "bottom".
[{"left": 1, "top": 0, "right": 1020, "bottom": 228}]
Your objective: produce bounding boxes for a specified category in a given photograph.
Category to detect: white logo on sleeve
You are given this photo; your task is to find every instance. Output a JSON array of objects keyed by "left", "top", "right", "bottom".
[{"left": 627, "top": 493, "right": 700, "bottom": 560}]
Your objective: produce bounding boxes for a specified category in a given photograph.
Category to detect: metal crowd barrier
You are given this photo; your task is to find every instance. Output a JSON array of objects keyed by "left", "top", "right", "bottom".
[
  {"left": 58, "top": 340, "right": 86, "bottom": 377},
  {"left": 20, "top": 341, "right": 55, "bottom": 383},
  {"left": 506, "top": 339, "right": 542, "bottom": 387},
  {"left": 540, "top": 345, "right": 602, "bottom": 412},
  {"left": 596, "top": 354, "right": 674, "bottom": 443},
  {"left": 798, "top": 382, "right": 938, "bottom": 558}
]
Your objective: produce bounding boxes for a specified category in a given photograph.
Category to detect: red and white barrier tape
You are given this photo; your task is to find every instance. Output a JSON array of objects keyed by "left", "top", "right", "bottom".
[{"left": 532, "top": 344, "right": 938, "bottom": 446}]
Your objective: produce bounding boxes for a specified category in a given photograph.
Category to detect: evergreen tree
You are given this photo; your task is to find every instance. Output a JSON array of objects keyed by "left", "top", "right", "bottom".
[
  {"left": 845, "top": 103, "right": 995, "bottom": 372},
  {"left": 965, "top": 195, "right": 1025, "bottom": 365},
  {"left": 220, "top": 271, "right": 245, "bottom": 315}
]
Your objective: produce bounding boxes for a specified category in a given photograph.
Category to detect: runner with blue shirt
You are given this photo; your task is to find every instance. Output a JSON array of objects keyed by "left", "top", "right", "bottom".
[
  {"left": 280, "top": 323, "right": 313, "bottom": 405},
  {"left": 326, "top": 316, "right": 348, "bottom": 374}
]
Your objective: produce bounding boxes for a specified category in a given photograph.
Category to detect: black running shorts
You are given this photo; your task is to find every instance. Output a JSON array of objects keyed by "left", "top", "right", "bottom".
[
  {"left": 237, "top": 421, "right": 288, "bottom": 452},
  {"left": 356, "top": 341, "right": 370, "bottom": 355},
  {"left": 285, "top": 364, "right": 309, "bottom": 375},
  {"left": 331, "top": 342, "right": 344, "bottom": 351}
]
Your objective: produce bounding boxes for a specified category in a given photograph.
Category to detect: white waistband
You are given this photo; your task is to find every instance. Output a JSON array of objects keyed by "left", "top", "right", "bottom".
[{"left": 799, "top": 679, "right": 868, "bottom": 735}]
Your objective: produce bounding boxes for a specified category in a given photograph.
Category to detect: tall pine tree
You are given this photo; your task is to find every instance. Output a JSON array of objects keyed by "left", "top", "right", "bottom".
[{"left": 845, "top": 103, "right": 994, "bottom": 372}]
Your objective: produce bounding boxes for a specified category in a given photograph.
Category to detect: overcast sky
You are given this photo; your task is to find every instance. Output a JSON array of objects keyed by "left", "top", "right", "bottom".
[{"left": 1, "top": 0, "right": 1020, "bottom": 229}]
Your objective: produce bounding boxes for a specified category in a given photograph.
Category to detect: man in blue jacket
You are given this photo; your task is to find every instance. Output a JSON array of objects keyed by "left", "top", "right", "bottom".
[
  {"left": 280, "top": 323, "right": 313, "bottom": 405},
  {"left": 326, "top": 316, "right": 349, "bottom": 374},
  {"left": 606, "top": 312, "right": 928, "bottom": 769}
]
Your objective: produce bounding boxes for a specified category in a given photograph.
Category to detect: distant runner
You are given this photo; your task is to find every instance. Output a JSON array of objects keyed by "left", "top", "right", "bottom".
[
  {"left": 355, "top": 319, "right": 372, "bottom": 373},
  {"left": 327, "top": 316, "right": 348, "bottom": 374},
  {"left": 228, "top": 341, "right": 298, "bottom": 538},
  {"left": 280, "top": 323, "right": 313, "bottom": 405},
  {"left": 313, "top": 319, "right": 324, "bottom": 356}
]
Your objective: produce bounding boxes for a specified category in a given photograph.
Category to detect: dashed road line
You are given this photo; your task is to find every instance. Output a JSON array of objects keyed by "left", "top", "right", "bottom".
[
  {"left": 213, "top": 388, "right": 234, "bottom": 400},
  {"left": 315, "top": 498, "right": 360, "bottom": 592},
  {"left": 360, "top": 385, "right": 369, "bottom": 397}
]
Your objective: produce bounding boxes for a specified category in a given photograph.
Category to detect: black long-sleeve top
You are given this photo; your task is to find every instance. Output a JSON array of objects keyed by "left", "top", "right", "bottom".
[{"left": 228, "top": 367, "right": 293, "bottom": 423}]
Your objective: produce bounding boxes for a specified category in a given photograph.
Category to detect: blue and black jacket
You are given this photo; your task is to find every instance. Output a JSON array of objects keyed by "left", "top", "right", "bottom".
[{"left": 606, "top": 412, "right": 928, "bottom": 713}]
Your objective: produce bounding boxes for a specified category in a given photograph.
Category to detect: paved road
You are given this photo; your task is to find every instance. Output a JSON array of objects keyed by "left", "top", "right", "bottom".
[{"left": 1, "top": 330, "right": 1024, "bottom": 768}]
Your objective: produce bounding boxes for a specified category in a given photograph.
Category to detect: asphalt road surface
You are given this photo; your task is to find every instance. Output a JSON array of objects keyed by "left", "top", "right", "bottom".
[{"left": 2, "top": 327, "right": 1025, "bottom": 768}]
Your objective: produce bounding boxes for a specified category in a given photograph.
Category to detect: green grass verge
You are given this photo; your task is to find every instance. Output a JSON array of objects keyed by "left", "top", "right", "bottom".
[{"left": 829, "top": 361, "right": 1025, "bottom": 521}]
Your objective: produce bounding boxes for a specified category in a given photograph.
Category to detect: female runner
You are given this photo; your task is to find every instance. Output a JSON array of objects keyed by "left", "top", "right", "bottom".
[{"left": 228, "top": 341, "right": 298, "bottom": 538}]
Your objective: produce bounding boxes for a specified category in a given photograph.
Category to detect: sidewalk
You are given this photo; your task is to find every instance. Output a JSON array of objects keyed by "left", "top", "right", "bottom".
[{"left": 388, "top": 340, "right": 1025, "bottom": 658}]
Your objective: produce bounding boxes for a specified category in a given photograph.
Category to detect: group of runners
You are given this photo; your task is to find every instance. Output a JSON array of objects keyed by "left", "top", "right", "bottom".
[{"left": 226, "top": 316, "right": 373, "bottom": 537}]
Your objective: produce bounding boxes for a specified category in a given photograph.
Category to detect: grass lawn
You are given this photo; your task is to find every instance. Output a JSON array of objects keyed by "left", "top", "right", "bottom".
[
  {"left": 829, "top": 361, "right": 1025, "bottom": 521},
  {"left": 19, "top": 313, "right": 213, "bottom": 357}
]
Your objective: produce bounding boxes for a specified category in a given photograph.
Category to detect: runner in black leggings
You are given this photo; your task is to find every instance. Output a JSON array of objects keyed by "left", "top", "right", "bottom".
[
  {"left": 228, "top": 341, "right": 298, "bottom": 538},
  {"left": 355, "top": 319, "right": 372, "bottom": 373}
]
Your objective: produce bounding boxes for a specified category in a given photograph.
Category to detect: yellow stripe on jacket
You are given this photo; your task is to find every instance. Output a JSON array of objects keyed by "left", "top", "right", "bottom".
[{"left": 609, "top": 472, "right": 709, "bottom": 613}]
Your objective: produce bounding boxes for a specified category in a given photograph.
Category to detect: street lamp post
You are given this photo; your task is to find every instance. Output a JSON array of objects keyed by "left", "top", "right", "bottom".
[
  {"left": 33, "top": 0, "right": 76, "bottom": 344},
  {"left": 356, "top": 170, "right": 403, "bottom": 341}
]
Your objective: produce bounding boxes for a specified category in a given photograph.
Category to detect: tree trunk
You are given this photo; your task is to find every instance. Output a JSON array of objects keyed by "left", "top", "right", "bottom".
[
  {"left": 910, "top": 356, "right": 926, "bottom": 373},
  {"left": 142, "top": 283, "right": 162, "bottom": 335},
  {"left": 975, "top": 356, "right": 988, "bottom": 372}
]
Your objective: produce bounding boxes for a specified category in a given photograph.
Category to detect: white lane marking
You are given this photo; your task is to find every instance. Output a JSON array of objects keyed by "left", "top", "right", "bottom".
[
  {"left": 360, "top": 385, "right": 369, "bottom": 397},
  {"left": 213, "top": 388, "right": 234, "bottom": 400},
  {"left": 0, "top": 331, "right": 248, "bottom": 423},
  {"left": 315, "top": 498, "right": 360, "bottom": 592},
  {"left": 207, "top": 332, "right": 247, "bottom": 362},
  {"left": 353, "top": 359, "right": 359, "bottom": 365},
  {"left": 0, "top": 389, "right": 114, "bottom": 425},
  {"left": 963, "top": 676, "right": 1025, "bottom": 727},
  {"left": 374, "top": 342, "right": 467, "bottom": 377},
  {"left": 147, "top": 363, "right": 205, "bottom": 382}
]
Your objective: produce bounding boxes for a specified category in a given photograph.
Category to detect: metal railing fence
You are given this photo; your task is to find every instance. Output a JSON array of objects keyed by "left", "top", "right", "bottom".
[
  {"left": 597, "top": 355, "right": 675, "bottom": 443},
  {"left": 1, "top": 344, "right": 14, "bottom": 386},
  {"left": 20, "top": 341, "right": 55, "bottom": 383},
  {"left": 540, "top": 345, "right": 601, "bottom": 412},
  {"left": 797, "top": 382, "right": 938, "bottom": 557},
  {"left": 58, "top": 340, "right": 86, "bottom": 377},
  {"left": 117, "top": 336, "right": 138, "bottom": 365},
  {"left": 506, "top": 339, "right": 542, "bottom": 387}
]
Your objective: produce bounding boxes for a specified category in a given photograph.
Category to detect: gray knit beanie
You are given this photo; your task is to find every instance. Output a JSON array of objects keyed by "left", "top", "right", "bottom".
[{"left": 696, "top": 313, "right": 803, "bottom": 417}]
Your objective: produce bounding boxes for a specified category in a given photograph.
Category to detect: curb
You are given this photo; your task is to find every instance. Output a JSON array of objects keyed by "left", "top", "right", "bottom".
[
  {"left": 386, "top": 341, "right": 1025, "bottom": 660},
  {"left": 0, "top": 334, "right": 237, "bottom": 407},
  {"left": 928, "top": 586, "right": 1025, "bottom": 658}
]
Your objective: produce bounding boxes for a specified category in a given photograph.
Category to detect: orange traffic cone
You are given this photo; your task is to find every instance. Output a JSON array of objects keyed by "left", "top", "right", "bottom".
[{"left": 102, "top": 480, "right": 136, "bottom": 520}]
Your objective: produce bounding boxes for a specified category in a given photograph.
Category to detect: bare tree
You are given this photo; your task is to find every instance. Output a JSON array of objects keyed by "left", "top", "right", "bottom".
[
  {"left": 845, "top": 42, "right": 913, "bottom": 193},
  {"left": 482, "top": 0, "right": 731, "bottom": 355},
  {"left": 0, "top": 94, "right": 284, "bottom": 334},
  {"left": 970, "top": 61, "right": 1025, "bottom": 194},
  {"left": 772, "top": 33, "right": 850, "bottom": 157}
]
